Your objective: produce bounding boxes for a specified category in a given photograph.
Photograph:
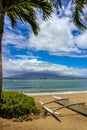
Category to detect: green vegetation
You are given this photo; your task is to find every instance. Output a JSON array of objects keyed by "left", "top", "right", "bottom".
[{"left": 0, "top": 92, "right": 40, "bottom": 118}]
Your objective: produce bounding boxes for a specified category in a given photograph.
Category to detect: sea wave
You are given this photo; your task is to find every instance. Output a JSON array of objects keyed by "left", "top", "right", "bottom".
[{"left": 23, "top": 90, "right": 87, "bottom": 96}]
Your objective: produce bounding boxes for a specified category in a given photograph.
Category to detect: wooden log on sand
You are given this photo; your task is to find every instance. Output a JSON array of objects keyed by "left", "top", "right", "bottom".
[
  {"left": 40, "top": 101, "right": 61, "bottom": 122},
  {"left": 53, "top": 96, "right": 87, "bottom": 117}
]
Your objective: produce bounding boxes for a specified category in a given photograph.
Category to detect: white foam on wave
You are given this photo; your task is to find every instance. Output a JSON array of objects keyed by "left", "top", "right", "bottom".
[{"left": 23, "top": 90, "right": 87, "bottom": 96}]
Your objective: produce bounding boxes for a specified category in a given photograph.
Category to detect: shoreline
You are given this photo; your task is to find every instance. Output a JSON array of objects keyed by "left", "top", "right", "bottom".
[{"left": 23, "top": 90, "right": 87, "bottom": 96}]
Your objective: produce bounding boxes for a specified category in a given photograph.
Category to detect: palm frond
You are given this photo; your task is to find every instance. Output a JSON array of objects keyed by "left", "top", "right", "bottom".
[
  {"left": 22, "top": 0, "right": 53, "bottom": 20},
  {"left": 4, "top": 0, "right": 53, "bottom": 34},
  {"left": 75, "top": 0, "right": 84, "bottom": 12},
  {"left": 51, "top": 0, "right": 87, "bottom": 30},
  {"left": 6, "top": 0, "right": 53, "bottom": 20},
  {"left": 2, "top": 0, "right": 53, "bottom": 35},
  {"left": 73, "top": 9, "right": 86, "bottom": 30},
  {"left": 7, "top": 5, "right": 40, "bottom": 35},
  {"left": 72, "top": 0, "right": 87, "bottom": 30},
  {"left": 7, "top": 11, "right": 17, "bottom": 28}
]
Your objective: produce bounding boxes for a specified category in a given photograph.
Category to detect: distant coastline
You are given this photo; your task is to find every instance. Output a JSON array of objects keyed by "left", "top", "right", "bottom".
[
  {"left": 3, "top": 77, "right": 87, "bottom": 80},
  {"left": 3, "top": 72, "right": 87, "bottom": 80}
]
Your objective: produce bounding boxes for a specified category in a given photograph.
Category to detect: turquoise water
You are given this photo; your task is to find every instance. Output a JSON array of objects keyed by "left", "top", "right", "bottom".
[{"left": 3, "top": 79, "right": 87, "bottom": 93}]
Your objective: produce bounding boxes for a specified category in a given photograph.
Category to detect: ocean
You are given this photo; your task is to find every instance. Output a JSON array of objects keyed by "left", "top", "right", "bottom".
[{"left": 3, "top": 79, "right": 87, "bottom": 95}]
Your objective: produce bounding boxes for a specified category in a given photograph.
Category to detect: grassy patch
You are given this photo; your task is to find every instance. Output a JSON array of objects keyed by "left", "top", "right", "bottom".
[{"left": 0, "top": 92, "right": 40, "bottom": 118}]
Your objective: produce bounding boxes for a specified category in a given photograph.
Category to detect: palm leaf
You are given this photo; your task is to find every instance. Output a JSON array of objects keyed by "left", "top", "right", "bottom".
[
  {"left": 6, "top": 0, "right": 53, "bottom": 20},
  {"left": 28, "top": 0, "right": 53, "bottom": 20},
  {"left": 7, "top": 11, "right": 17, "bottom": 28},
  {"left": 7, "top": 4, "right": 40, "bottom": 34},
  {"left": 4, "top": 0, "right": 53, "bottom": 34},
  {"left": 73, "top": 0, "right": 87, "bottom": 30},
  {"left": 73, "top": 9, "right": 86, "bottom": 30},
  {"left": 51, "top": 0, "right": 87, "bottom": 30}
]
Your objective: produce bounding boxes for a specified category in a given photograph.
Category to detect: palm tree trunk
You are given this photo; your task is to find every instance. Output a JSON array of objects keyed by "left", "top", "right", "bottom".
[{"left": 0, "top": 12, "right": 4, "bottom": 102}]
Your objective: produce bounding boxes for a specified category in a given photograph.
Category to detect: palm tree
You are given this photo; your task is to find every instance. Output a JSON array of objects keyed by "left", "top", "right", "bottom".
[
  {"left": 50, "top": 0, "right": 87, "bottom": 30},
  {"left": 0, "top": 0, "right": 53, "bottom": 102}
]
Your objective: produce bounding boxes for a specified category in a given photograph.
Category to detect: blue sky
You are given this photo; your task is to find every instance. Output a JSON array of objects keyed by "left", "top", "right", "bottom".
[{"left": 2, "top": 3, "right": 87, "bottom": 78}]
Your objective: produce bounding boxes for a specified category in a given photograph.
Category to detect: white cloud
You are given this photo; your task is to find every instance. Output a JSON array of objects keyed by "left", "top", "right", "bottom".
[
  {"left": 3, "top": 12, "right": 87, "bottom": 58},
  {"left": 12, "top": 54, "right": 40, "bottom": 60},
  {"left": 3, "top": 58, "right": 87, "bottom": 78},
  {"left": 83, "top": 5, "right": 87, "bottom": 16},
  {"left": 29, "top": 13, "right": 81, "bottom": 56},
  {"left": 3, "top": 29, "right": 28, "bottom": 49},
  {"left": 64, "top": 1, "right": 72, "bottom": 16},
  {"left": 75, "top": 31, "right": 87, "bottom": 49}
]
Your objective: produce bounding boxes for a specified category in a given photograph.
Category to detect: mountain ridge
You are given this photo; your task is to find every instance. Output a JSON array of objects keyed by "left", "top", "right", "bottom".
[{"left": 4, "top": 72, "right": 87, "bottom": 79}]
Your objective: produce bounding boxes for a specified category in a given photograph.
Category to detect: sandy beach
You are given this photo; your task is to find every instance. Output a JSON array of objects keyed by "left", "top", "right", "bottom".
[{"left": 0, "top": 93, "right": 87, "bottom": 130}]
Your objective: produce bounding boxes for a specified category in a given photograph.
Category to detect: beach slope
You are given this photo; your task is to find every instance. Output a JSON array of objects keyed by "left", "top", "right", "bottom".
[{"left": 0, "top": 93, "right": 87, "bottom": 130}]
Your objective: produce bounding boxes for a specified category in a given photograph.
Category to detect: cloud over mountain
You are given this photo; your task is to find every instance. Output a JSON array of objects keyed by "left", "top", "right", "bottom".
[{"left": 3, "top": 58, "right": 87, "bottom": 78}]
